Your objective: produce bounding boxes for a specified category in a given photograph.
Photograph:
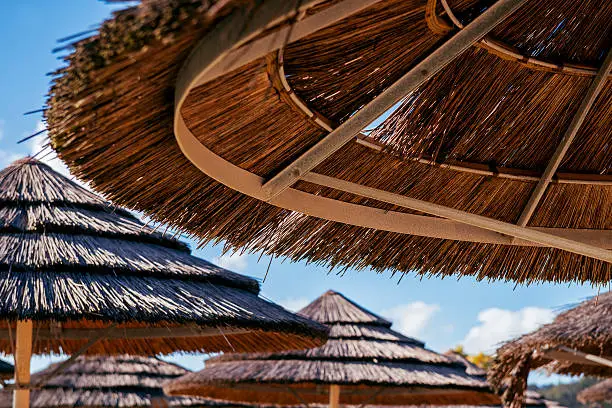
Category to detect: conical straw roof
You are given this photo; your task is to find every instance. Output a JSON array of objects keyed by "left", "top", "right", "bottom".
[
  {"left": 578, "top": 379, "right": 612, "bottom": 404},
  {"left": 489, "top": 292, "right": 612, "bottom": 408},
  {"left": 46, "top": 0, "right": 611, "bottom": 285},
  {"left": 0, "top": 158, "right": 327, "bottom": 355},
  {"left": 165, "top": 290, "right": 498, "bottom": 406},
  {"left": 0, "top": 355, "right": 211, "bottom": 407}
]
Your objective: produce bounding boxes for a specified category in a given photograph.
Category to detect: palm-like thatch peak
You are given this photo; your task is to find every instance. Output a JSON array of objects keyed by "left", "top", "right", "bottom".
[
  {"left": 0, "top": 157, "right": 327, "bottom": 355},
  {"left": 0, "top": 355, "right": 212, "bottom": 407},
  {"left": 165, "top": 290, "right": 498, "bottom": 406}
]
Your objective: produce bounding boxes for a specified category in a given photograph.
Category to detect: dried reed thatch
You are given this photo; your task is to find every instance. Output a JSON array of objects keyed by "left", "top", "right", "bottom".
[
  {"left": 164, "top": 290, "right": 498, "bottom": 406},
  {"left": 0, "top": 355, "right": 213, "bottom": 407},
  {"left": 46, "top": 0, "right": 612, "bottom": 285},
  {"left": 488, "top": 292, "right": 612, "bottom": 408},
  {"left": 578, "top": 379, "right": 612, "bottom": 405},
  {"left": 0, "top": 158, "right": 327, "bottom": 355}
]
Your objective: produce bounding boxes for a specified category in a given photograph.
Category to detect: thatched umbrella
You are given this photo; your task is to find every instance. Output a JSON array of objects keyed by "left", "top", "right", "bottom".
[
  {"left": 0, "top": 158, "right": 327, "bottom": 407},
  {"left": 488, "top": 292, "right": 612, "bottom": 408},
  {"left": 577, "top": 379, "right": 612, "bottom": 405},
  {"left": 0, "top": 355, "right": 211, "bottom": 407},
  {"left": 164, "top": 290, "right": 499, "bottom": 406},
  {"left": 46, "top": 0, "right": 612, "bottom": 285}
]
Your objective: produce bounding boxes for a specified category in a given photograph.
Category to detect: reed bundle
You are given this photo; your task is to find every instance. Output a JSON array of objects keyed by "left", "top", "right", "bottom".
[
  {"left": 0, "top": 158, "right": 327, "bottom": 355},
  {"left": 46, "top": 0, "right": 612, "bottom": 284},
  {"left": 165, "top": 291, "right": 498, "bottom": 406},
  {"left": 488, "top": 291, "right": 612, "bottom": 408}
]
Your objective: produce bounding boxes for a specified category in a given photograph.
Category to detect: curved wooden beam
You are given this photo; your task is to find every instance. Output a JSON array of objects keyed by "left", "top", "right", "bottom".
[
  {"left": 270, "top": 49, "right": 612, "bottom": 186},
  {"left": 435, "top": 0, "right": 610, "bottom": 77},
  {"left": 173, "top": 0, "right": 612, "bottom": 258}
]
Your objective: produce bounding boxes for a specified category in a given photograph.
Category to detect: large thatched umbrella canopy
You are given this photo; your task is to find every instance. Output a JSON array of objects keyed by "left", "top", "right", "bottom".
[
  {"left": 578, "top": 379, "right": 612, "bottom": 405},
  {"left": 164, "top": 290, "right": 498, "bottom": 406},
  {"left": 488, "top": 292, "right": 612, "bottom": 408},
  {"left": 0, "top": 158, "right": 326, "bottom": 406},
  {"left": 0, "top": 355, "right": 210, "bottom": 407},
  {"left": 46, "top": 0, "right": 611, "bottom": 285}
]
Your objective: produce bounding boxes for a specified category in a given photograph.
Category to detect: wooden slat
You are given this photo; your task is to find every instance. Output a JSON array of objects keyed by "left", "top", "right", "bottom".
[
  {"left": 0, "top": 326, "right": 250, "bottom": 341},
  {"left": 302, "top": 172, "right": 612, "bottom": 262},
  {"left": 517, "top": 47, "right": 612, "bottom": 226},
  {"left": 330, "top": 385, "right": 341, "bottom": 408}
]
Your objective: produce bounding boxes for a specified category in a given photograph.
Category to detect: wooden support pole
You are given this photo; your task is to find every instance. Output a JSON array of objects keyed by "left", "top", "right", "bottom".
[
  {"left": 261, "top": 0, "right": 528, "bottom": 198},
  {"left": 329, "top": 385, "right": 341, "bottom": 408},
  {"left": 516, "top": 47, "right": 612, "bottom": 226},
  {"left": 13, "top": 320, "right": 33, "bottom": 408}
]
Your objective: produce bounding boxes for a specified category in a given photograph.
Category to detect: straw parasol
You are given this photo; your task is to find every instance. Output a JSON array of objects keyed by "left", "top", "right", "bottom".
[
  {"left": 164, "top": 290, "right": 499, "bottom": 406},
  {"left": 0, "top": 157, "right": 327, "bottom": 407},
  {"left": 0, "top": 355, "right": 211, "bottom": 407},
  {"left": 488, "top": 292, "right": 612, "bottom": 408},
  {"left": 46, "top": 0, "right": 612, "bottom": 285},
  {"left": 578, "top": 379, "right": 612, "bottom": 405}
]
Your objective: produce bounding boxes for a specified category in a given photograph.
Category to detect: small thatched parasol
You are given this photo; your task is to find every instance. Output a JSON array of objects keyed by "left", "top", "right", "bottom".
[
  {"left": 46, "top": 0, "right": 612, "bottom": 285},
  {"left": 0, "top": 158, "right": 327, "bottom": 407},
  {"left": 489, "top": 292, "right": 612, "bottom": 408},
  {"left": 165, "top": 290, "right": 499, "bottom": 406},
  {"left": 577, "top": 379, "right": 612, "bottom": 405},
  {"left": 0, "top": 355, "right": 213, "bottom": 407}
]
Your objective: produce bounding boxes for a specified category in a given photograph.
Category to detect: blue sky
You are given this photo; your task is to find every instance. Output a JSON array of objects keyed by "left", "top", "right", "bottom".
[{"left": 0, "top": 1, "right": 603, "bottom": 385}]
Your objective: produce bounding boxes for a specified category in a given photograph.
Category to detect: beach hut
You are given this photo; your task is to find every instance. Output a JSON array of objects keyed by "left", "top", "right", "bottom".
[
  {"left": 489, "top": 292, "right": 612, "bottom": 408},
  {"left": 577, "top": 379, "right": 612, "bottom": 405},
  {"left": 46, "top": 0, "right": 611, "bottom": 285},
  {"left": 164, "top": 290, "right": 498, "bottom": 406},
  {"left": 0, "top": 355, "right": 210, "bottom": 407},
  {"left": 0, "top": 158, "right": 327, "bottom": 407}
]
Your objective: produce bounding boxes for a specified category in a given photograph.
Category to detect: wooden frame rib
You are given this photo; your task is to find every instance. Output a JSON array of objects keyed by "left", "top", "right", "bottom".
[
  {"left": 301, "top": 173, "right": 612, "bottom": 263},
  {"left": 173, "top": 0, "right": 612, "bottom": 261},
  {"left": 543, "top": 346, "right": 612, "bottom": 369},
  {"left": 516, "top": 47, "right": 612, "bottom": 226},
  {"left": 269, "top": 50, "right": 612, "bottom": 186}
]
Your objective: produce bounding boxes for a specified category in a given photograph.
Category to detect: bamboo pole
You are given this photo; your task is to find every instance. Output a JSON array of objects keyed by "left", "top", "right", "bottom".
[
  {"left": 329, "top": 385, "right": 341, "bottom": 408},
  {"left": 13, "top": 320, "right": 33, "bottom": 408}
]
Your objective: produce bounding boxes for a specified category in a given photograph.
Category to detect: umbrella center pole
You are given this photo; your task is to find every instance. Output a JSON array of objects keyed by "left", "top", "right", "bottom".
[
  {"left": 13, "top": 320, "right": 33, "bottom": 408},
  {"left": 329, "top": 384, "right": 341, "bottom": 408}
]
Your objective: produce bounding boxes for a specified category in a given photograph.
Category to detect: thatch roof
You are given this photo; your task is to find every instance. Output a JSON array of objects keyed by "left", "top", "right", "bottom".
[
  {"left": 578, "top": 379, "right": 612, "bottom": 404},
  {"left": 489, "top": 292, "right": 612, "bottom": 408},
  {"left": 443, "top": 352, "right": 486, "bottom": 377},
  {"left": 46, "top": 0, "right": 612, "bottom": 285},
  {"left": 0, "top": 355, "right": 214, "bottom": 407},
  {"left": 0, "top": 158, "right": 327, "bottom": 355},
  {"left": 164, "top": 290, "right": 498, "bottom": 406}
]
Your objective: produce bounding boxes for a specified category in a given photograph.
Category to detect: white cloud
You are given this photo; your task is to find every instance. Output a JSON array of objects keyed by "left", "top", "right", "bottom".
[
  {"left": 382, "top": 301, "right": 440, "bottom": 337},
  {"left": 278, "top": 297, "right": 310, "bottom": 312},
  {"left": 461, "top": 307, "right": 555, "bottom": 354},
  {"left": 213, "top": 253, "right": 248, "bottom": 272}
]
